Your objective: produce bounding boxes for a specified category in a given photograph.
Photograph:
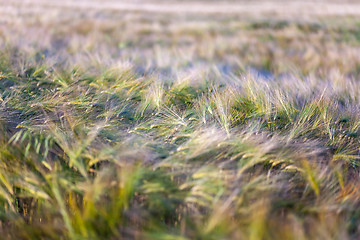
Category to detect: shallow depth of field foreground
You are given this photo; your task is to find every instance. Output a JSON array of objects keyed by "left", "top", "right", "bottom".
[{"left": 1, "top": 0, "right": 360, "bottom": 239}]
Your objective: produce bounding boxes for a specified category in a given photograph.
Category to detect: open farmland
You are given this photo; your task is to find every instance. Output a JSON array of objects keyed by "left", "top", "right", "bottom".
[{"left": 1, "top": 0, "right": 360, "bottom": 239}]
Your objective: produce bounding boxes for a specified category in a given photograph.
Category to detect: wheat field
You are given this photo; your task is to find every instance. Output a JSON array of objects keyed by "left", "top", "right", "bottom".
[{"left": 1, "top": 1, "right": 360, "bottom": 239}]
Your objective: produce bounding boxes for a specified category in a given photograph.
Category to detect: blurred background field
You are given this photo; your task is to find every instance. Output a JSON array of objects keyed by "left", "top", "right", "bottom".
[
  {"left": 1, "top": 0, "right": 360, "bottom": 239},
  {"left": 4, "top": 0, "right": 360, "bottom": 78}
]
